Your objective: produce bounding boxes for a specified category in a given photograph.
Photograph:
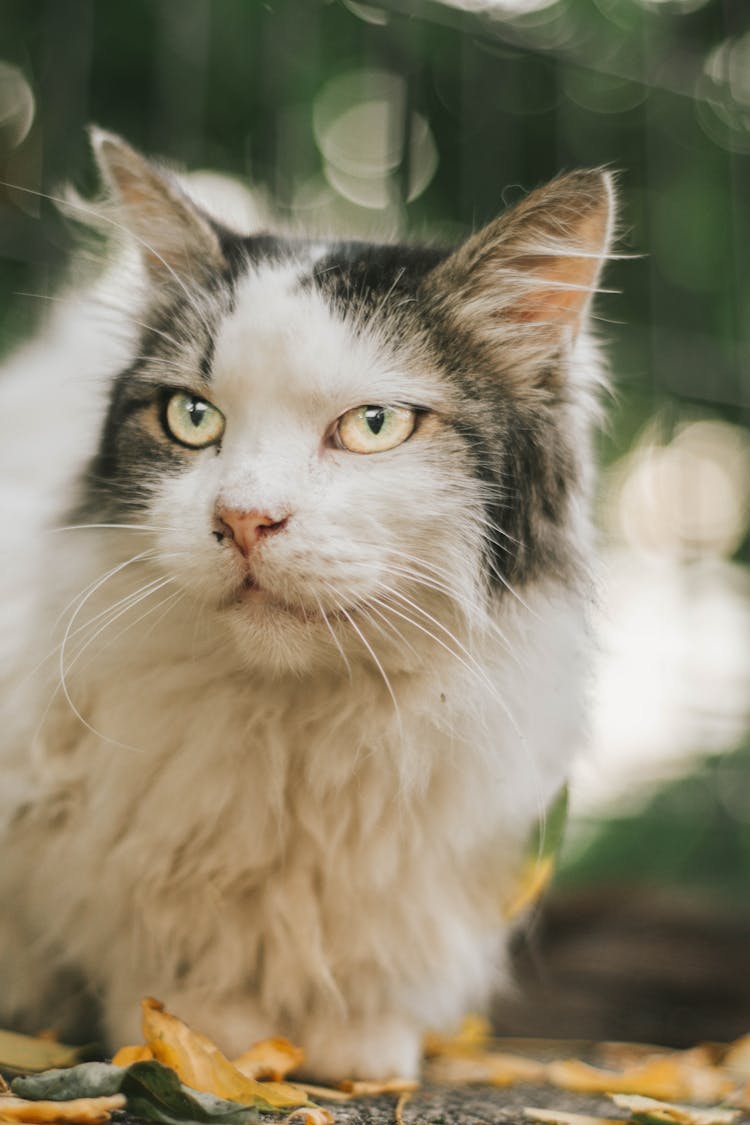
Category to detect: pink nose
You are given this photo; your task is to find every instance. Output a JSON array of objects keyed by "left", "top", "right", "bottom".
[{"left": 214, "top": 507, "right": 290, "bottom": 556}]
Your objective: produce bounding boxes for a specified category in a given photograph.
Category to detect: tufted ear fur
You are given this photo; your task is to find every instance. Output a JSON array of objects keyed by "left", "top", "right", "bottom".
[
  {"left": 89, "top": 126, "right": 227, "bottom": 285},
  {"left": 422, "top": 170, "right": 615, "bottom": 388}
]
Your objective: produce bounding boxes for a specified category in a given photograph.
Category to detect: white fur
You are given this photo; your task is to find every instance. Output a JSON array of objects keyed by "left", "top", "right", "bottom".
[{"left": 0, "top": 223, "right": 594, "bottom": 1079}]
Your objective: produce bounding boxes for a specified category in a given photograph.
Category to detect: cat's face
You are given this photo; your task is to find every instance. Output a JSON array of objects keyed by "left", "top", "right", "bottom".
[{"left": 81, "top": 131, "right": 613, "bottom": 674}]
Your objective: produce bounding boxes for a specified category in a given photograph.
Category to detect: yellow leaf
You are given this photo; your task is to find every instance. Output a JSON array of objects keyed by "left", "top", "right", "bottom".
[
  {"left": 232, "top": 1039, "right": 305, "bottom": 1082},
  {"left": 140, "top": 998, "right": 308, "bottom": 1109},
  {"left": 504, "top": 856, "right": 556, "bottom": 920},
  {"left": 423, "top": 1015, "right": 492, "bottom": 1058},
  {"left": 609, "top": 1094, "right": 740, "bottom": 1125},
  {"left": 284, "top": 1109, "right": 334, "bottom": 1125},
  {"left": 427, "top": 1051, "right": 546, "bottom": 1087},
  {"left": 547, "top": 1057, "right": 733, "bottom": 1105},
  {"left": 724, "top": 1036, "right": 750, "bottom": 1081},
  {"left": 111, "top": 1044, "right": 153, "bottom": 1067},
  {"left": 337, "top": 1078, "right": 419, "bottom": 1096},
  {"left": 0, "top": 1031, "right": 84, "bottom": 1076},
  {"left": 0, "top": 1095, "right": 125, "bottom": 1123},
  {"left": 291, "top": 1085, "right": 354, "bottom": 1104}
]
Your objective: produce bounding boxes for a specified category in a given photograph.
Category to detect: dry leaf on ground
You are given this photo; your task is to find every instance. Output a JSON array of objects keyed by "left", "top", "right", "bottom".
[
  {"left": 140, "top": 998, "right": 308, "bottom": 1109},
  {"left": 0, "top": 1094, "right": 125, "bottom": 1123},
  {"left": 427, "top": 1051, "right": 546, "bottom": 1087},
  {"left": 547, "top": 1056, "right": 733, "bottom": 1104},
  {"left": 724, "top": 1037, "right": 750, "bottom": 1081},
  {"left": 337, "top": 1078, "right": 419, "bottom": 1097},
  {"left": 609, "top": 1094, "right": 740, "bottom": 1125},
  {"left": 423, "top": 1015, "right": 492, "bottom": 1058},
  {"left": 291, "top": 1085, "right": 354, "bottom": 1104},
  {"left": 232, "top": 1039, "right": 304, "bottom": 1082},
  {"left": 283, "top": 1108, "right": 334, "bottom": 1125},
  {"left": 0, "top": 1033, "right": 84, "bottom": 1078},
  {"left": 110, "top": 1045, "right": 153, "bottom": 1067}
]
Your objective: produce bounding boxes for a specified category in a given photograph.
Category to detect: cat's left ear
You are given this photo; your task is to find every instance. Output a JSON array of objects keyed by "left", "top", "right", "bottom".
[
  {"left": 422, "top": 169, "right": 615, "bottom": 370},
  {"left": 89, "top": 127, "right": 226, "bottom": 284}
]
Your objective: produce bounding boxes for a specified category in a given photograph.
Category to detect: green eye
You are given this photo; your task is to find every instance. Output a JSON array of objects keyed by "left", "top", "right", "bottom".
[
  {"left": 164, "top": 391, "right": 225, "bottom": 449},
  {"left": 336, "top": 405, "right": 416, "bottom": 454}
]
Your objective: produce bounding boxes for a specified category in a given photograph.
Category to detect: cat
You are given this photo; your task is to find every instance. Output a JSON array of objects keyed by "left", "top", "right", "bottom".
[{"left": 0, "top": 129, "right": 614, "bottom": 1081}]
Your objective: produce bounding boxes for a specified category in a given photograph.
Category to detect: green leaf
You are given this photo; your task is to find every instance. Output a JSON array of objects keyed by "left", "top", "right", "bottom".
[
  {"left": 14, "top": 1059, "right": 273, "bottom": 1122},
  {"left": 0, "top": 1030, "right": 86, "bottom": 1076},
  {"left": 120, "top": 1061, "right": 263, "bottom": 1123},
  {"left": 12, "top": 1063, "right": 124, "bottom": 1101}
]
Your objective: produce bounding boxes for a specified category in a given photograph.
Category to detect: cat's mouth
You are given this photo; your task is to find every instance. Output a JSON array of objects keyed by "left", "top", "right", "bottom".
[{"left": 231, "top": 573, "right": 328, "bottom": 623}]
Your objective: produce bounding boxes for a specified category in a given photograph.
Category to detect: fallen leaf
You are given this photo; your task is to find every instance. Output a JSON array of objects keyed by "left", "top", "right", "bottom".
[
  {"left": 724, "top": 1037, "right": 750, "bottom": 1081},
  {"left": 0, "top": 1032, "right": 85, "bottom": 1077},
  {"left": 232, "top": 1040, "right": 304, "bottom": 1082},
  {"left": 290, "top": 1085, "right": 353, "bottom": 1104},
  {"left": 283, "top": 1109, "right": 334, "bottom": 1125},
  {"left": 337, "top": 1078, "right": 419, "bottom": 1097},
  {"left": 120, "top": 1060, "right": 263, "bottom": 1124},
  {"left": 609, "top": 1094, "right": 740, "bottom": 1125},
  {"left": 111, "top": 1045, "right": 154, "bottom": 1067},
  {"left": 13, "top": 1057, "right": 274, "bottom": 1123},
  {"left": 524, "top": 1108, "right": 621, "bottom": 1125},
  {"left": 426, "top": 1051, "right": 546, "bottom": 1087},
  {"left": 12, "top": 1065, "right": 125, "bottom": 1102},
  {"left": 423, "top": 1015, "right": 492, "bottom": 1058},
  {"left": 394, "top": 1090, "right": 412, "bottom": 1125},
  {"left": 547, "top": 1056, "right": 732, "bottom": 1104},
  {"left": 141, "top": 999, "right": 308, "bottom": 1110},
  {"left": 0, "top": 1094, "right": 124, "bottom": 1123}
]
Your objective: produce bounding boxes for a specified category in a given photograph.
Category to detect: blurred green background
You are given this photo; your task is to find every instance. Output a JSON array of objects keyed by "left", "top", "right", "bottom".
[{"left": 1, "top": 0, "right": 749, "bottom": 1040}]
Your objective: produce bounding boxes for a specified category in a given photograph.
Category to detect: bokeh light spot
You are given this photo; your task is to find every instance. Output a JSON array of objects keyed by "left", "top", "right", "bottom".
[
  {"left": 313, "top": 69, "right": 438, "bottom": 209},
  {"left": 0, "top": 62, "right": 35, "bottom": 150}
]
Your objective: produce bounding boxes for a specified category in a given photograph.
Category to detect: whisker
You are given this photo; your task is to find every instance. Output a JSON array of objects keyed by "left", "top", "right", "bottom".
[
  {"left": 50, "top": 522, "right": 179, "bottom": 535},
  {"left": 324, "top": 584, "right": 402, "bottom": 734},
  {"left": 63, "top": 575, "right": 174, "bottom": 679},
  {"left": 74, "top": 582, "right": 181, "bottom": 673},
  {"left": 368, "top": 591, "right": 522, "bottom": 739},
  {"left": 315, "top": 595, "right": 352, "bottom": 681}
]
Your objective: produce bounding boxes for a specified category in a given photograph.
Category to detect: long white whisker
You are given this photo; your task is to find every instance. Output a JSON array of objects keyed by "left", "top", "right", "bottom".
[
  {"left": 50, "top": 522, "right": 179, "bottom": 535},
  {"left": 314, "top": 596, "right": 352, "bottom": 680},
  {"left": 63, "top": 576, "right": 174, "bottom": 679},
  {"left": 368, "top": 592, "right": 521, "bottom": 738},
  {"left": 324, "top": 586, "right": 402, "bottom": 734},
  {"left": 74, "top": 582, "right": 180, "bottom": 672},
  {"left": 360, "top": 599, "right": 419, "bottom": 659},
  {"left": 50, "top": 548, "right": 158, "bottom": 645}
]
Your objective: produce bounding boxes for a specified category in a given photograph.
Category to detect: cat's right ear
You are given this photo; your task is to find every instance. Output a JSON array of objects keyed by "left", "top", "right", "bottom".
[
  {"left": 89, "top": 126, "right": 227, "bottom": 285},
  {"left": 421, "top": 170, "right": 615, "bottom": 392}
]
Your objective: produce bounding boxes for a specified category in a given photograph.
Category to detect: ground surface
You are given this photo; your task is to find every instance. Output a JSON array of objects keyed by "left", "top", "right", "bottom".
[{"left": 113, "top": 1083, "right": 750, "bottom": 1125}]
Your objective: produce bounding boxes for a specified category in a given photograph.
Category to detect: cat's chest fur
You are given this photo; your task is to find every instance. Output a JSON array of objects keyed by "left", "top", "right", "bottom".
[{"left": 19, "top": 569, "right": 581, "bottom": 1055}]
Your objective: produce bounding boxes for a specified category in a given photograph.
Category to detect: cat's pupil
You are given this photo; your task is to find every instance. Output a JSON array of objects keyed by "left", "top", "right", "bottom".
[
  {"left": 365, "top": 407, "right": 385, "bottom": 435},
  {"left": 188, "top": 398, "right": 206, "bottom": 427}
]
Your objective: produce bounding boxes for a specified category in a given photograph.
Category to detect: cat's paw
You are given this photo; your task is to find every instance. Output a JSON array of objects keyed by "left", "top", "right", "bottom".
[{"left": 300, "top": 1014, "right": 422, "bottom": 1083}]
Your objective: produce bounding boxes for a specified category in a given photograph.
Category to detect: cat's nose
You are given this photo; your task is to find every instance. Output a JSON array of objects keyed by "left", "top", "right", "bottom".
[{"left": 213, "top": 506, "right": 290, "bottom": 556}]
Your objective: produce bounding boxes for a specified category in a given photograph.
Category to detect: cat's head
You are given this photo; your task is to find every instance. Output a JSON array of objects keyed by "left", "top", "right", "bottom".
[{"left": 78, "top": 130, "right": 614, "bottom": 675}]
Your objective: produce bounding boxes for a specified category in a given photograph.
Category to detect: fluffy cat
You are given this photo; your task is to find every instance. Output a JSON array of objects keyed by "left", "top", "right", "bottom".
[{"left": 0, "top": 131, "right": 614, "bottom": 1080}]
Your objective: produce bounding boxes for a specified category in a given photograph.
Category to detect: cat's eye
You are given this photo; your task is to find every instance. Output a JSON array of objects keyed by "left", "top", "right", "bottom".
[
  {"left": 336, "top": 405, "right": 416, "bottom": 454},
  {"left": 164, "top": 391, "right": 225, "bottom": 449}
]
